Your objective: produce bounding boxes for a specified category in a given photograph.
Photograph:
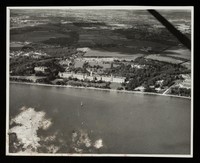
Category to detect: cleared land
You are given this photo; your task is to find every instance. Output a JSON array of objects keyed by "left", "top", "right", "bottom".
[
  {"left": 10, "top": 42, "right": 26, "bottom": 47},
  {"left": 145, "top": 54, "right": 184, "bottom": 64},
  {"left": 84, "top": 49, "right": 145, "bottom": 60},
  {"left": 182, "top": 62, "right": 191, "bottom": 70},
  {"left": 145, "top": 46, "right": 191, "bottom": 66},
  {"left": 161, "top": 46, "right": 191, "bottom": 60},
  {"left": 10, "top": 31, "right": 69, "bottom": 42}
]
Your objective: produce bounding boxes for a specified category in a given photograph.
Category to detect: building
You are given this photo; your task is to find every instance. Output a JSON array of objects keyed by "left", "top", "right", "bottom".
[
  {"left": 32, "top": 55, "right": 41, "bottom": 59},
  {"left": 58, "top": 72, "right": 72, "bottom": 78},
  {"left": 156, "top": 80, "right": 164, "bottom": 86},
  {"left": 131, "top": 64, "right": 145, "bottom": 69},
  {"left": 58, "top": 72, "right": 86, "bottom": 81},
  {"left": 179, "top": 74, "right": 191, "bottom": 89},
  {"left": 34, "top": 66, "right": 48, "bottom": 73},
  {"left": 179, "top": 79, "right": 191, "bottom": 89},
  {"left": 59, "top": 60, "right": 71, "bottom": 66},
  {"left": 112, "top": 76, "right": 125, "bottom": 83},
  {"left": 77, "top": 47, "right": 90, "bottom": 52},
  {"left": 86, "top": 76, "right": 95, "bottom": 81},
  {"left": 73, "top": 73, "right": 85, "bottom": 80},
  {"left": 58, "top": 72, "right": 125, "bottom": 83},
  {"left": 101, "top": 76, "right": 112, "bottom": 82}
]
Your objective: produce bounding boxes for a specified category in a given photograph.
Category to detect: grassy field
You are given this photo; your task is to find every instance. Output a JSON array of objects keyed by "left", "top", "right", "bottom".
[
  {"left": 110, "top": 82, "right": 121, "bottom": 89},
  {"left": 182, "top": 62, "right": 191, "bottom": 70},
  {"left": 10, "top": 42, "right": 26, "bottom": 51},
  {"left": 161, "top": 46, "right": 191, "bottom": 60},
  {"left": 145, "top": 54, "right": 184, "bottom": 64},
  {"left": 10, "top": 31, "right": 69, "bottom": 42},
  {"left": 83, "top": 49, "right": 145, "bottom": 58},
  {"left": 10, "top": 42, "right": 26, "bottom": 47}
]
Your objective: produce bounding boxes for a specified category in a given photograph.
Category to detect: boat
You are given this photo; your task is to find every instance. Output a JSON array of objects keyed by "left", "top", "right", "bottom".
[{"left": 81, "top": 101, "right": 83, "bottom": 107}]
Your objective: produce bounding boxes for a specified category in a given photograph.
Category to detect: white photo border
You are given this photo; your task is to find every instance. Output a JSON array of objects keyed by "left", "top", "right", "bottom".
[{"left": 6, "top": 6, "right": 194, "bottom": 157}]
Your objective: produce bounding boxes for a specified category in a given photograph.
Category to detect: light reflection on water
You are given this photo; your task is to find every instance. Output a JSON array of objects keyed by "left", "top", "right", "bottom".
[{"left": 9, "top": 83, "right": 191, "bottom": 154}]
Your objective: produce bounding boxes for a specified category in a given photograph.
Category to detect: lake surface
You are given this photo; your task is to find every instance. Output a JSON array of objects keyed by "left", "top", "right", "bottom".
[{"left": 9, "top": 83, "right": 191, "bottom": 155}]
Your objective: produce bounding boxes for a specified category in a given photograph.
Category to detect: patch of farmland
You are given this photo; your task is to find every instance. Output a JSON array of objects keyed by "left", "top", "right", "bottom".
[
  {"left": 79, "top": 34, "right": 114, "bottom": 43},
  {"left": 10, "top": 31, "right": 69, "bottom": 42},
  {"left": 161, "top": 46, "right": 191, "bottom": 60},
  {"left": 98, "top": 46, "right": 144, "bottom": 54},
  {"left": 78, "top": 31, "right": 130, "bottom": 44},
  {"left": 84, "top": 49, "right": 144, "bottom": 58},
  {"left": 145, "top": 54, "right": 183, "bottom": 64},
  {"left": 127, "top": 40, "right": 169, "bottom": 49},
  {"left": 182, "top": 62, "right": 191, "bottom": 70},
  {"left": 10, "top": 42, "right": 25, "bottom": 47},
  {"left": 10, "top": 42, "right": 27, "bottom": 51}
]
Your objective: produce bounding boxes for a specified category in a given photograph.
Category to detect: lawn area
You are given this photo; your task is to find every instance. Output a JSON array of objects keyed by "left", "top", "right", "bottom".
[{"left": 110, "top": 82, "right": 122, "bottom": 89}]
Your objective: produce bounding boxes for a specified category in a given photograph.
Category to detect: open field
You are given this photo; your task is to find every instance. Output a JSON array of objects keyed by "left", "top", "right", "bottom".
[
  {"left": 145, "top": 54, "right": 184, "bottom": 64},
  {"left": 78, "top": 31, "right": 170, "bottom": 52},
  {"left": 182, "top": 62, "right": 191, "bottom": 70},
  {"left": 84, "top": 49, "right": 138, "bottom": 57},
  {"left": 161, "top": 46, "right": 191, "bottom": 60},
  {"left": 10, "top": 42, "right": 26, "bottom": 47},
  {"left": 83, "top": 49, "right": 145, "bottom": 59},
  {"left": 10, "top": 31, "right": 69, "bottom": 42},
  {"left": 10, "top": 42, "right": 26, "bottom": 51}
]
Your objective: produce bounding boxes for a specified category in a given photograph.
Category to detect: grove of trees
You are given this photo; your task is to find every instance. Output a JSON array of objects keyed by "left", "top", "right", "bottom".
[{"left": 107, "top": 57, "right": 189, "bottom": 92}]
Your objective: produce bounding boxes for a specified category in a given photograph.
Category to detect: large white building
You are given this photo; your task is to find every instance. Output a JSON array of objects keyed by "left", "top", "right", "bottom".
[{"left": 58, "top": 72, "right": 125, "bottom": 83}]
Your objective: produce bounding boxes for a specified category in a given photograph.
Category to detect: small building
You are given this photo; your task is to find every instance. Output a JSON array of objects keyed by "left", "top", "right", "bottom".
[
  {"left": 149, "top": 85, "right": 155, "bottom": 89},
  {"left": 86, "top": 76, "right": 95, "bottom": 81},
  {"left": 156, "top": 80, "right": 164, "bottom": 86},
  {"left": 112, "top": 77, "right": 126, "bottom": 83},
  {"left": 101, "top": 76, "right": 112, "bottom": 82},
  {"left": 155, "top": 87, "right": 162, "bottom": 91},
  {"left": 34, "top": 66, "right": 48, "bottom": 73},
  {"left": 59, "top": 59, "right": 71, "bottom": 66},
  {"left": 179, "top": 79, "right": 191, "bottom": 89},
  {"left": 131, "top": 64, "right": 145, "bottom": 69},
  {"left": 58, "top": 72, "right": 72, "bottom": 78},
  {"left": 179, "top": 74, "right": 191, "bottom": 89},
  {"left": 73, "top": 73, "right": 85, "bottom": 80},
  {"left": 32, "top": 55, "right": 41, "bottom": 59},
  {"left": 59, "top": 72, "right": 86, "bottom": 81},
  {"left": 77, "top": 47, "right": 90, "bottom": 52}
]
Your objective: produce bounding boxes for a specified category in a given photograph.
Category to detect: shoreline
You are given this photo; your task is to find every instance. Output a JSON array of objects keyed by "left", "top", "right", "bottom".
[{"left": 10, "top": 81, "right": 191, "bottom": 100}]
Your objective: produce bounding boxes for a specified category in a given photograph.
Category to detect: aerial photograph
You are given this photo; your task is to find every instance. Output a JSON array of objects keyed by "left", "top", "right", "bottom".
[{"left": 7, "top": 7, "right": 192, "bottom": 156}]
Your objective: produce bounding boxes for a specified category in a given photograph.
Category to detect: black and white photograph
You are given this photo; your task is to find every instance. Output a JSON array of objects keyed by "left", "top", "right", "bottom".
[{"left": 6, "top": 6, "right": 193, "bottom": 157}]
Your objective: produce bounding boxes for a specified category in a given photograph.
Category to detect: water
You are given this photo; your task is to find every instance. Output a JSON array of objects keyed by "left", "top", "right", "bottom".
[{"left": 9, "top": 83, "right": 191, "bottom": 154}]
